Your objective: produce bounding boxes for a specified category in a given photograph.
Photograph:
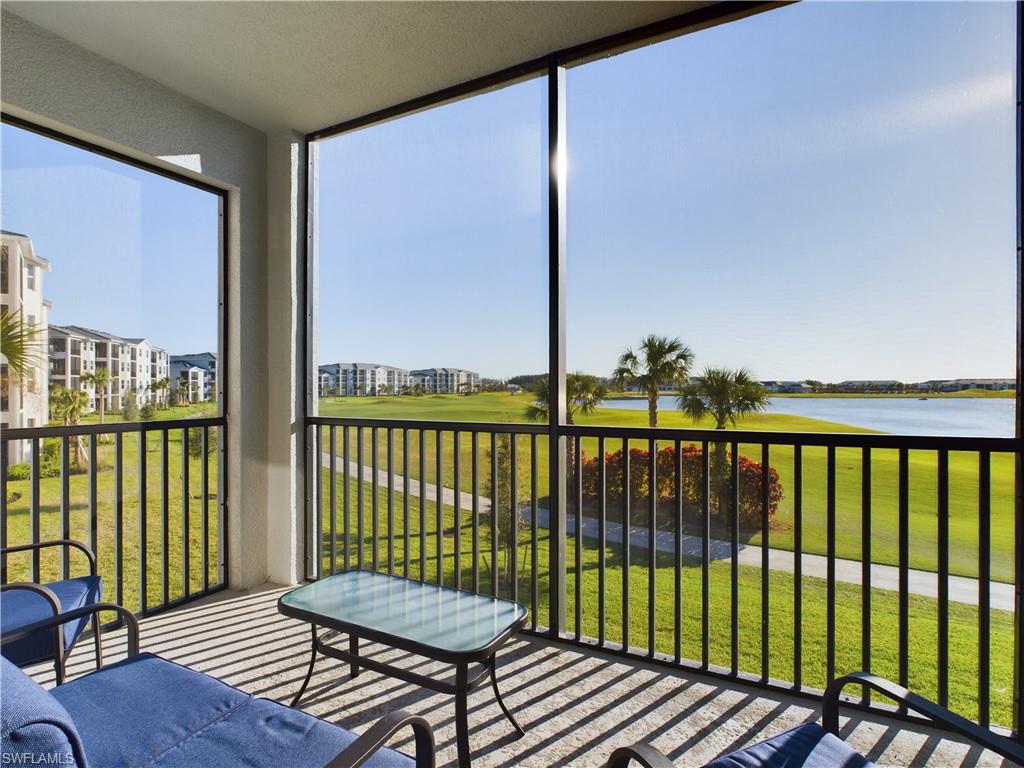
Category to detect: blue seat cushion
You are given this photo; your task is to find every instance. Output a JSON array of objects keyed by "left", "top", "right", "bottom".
[
  {"left": 152, "top": 697, "right": 414, "bottom": 768},
  {"left": 54, "top": 653, "right": 414, "bottom": 767},
  {"left": 1, "top": 656, "right": 88, "bottom": 768},
  {"left": 2, "top": 576, "right": 103, "bottom": 667},
  {"left": 52, "top": 653, "right": 250, "bottom": 768},
  {"left": 704, "top": 723, "right": 874, "bottom": 768}
]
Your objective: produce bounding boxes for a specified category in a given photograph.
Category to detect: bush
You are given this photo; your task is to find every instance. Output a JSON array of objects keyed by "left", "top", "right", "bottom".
[
  {"left": 7, "top": 460, "right": 61, "bottom": 480},
  {"left": 580, "top": 443, "right": 783, "bottom": 529},
  {"left": 187, "top": 426, "right": 215, "bottom": 459},
  {"left": 139, "top": 403, "right": 157, "bottom": 421},
  {"left": 121, "top": 391, "right": 139, "bottom": 421}
]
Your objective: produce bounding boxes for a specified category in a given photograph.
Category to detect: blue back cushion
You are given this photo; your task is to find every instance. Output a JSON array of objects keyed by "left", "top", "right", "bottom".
[
  {"left": 0, "top": 657, "right": 87, "bottom": 768},
  {"left": 704, "top": 724, "right": 873, "bottom": 768}
]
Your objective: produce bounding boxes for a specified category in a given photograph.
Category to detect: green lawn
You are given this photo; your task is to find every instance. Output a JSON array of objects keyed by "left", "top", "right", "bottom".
[
  {"left": 315, "top": 470, "right": 1015, "bottom": 728},
  {"left": 317, "top": 394, "right": 1018, "bottom": 582},
  {"left": 3, "top": 403, "right": 223, "bottom": 613}
]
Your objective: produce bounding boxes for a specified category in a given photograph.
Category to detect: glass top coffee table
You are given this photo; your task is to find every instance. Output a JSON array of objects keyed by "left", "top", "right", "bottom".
[{"left": 279, "top": 570, "right": 528, "bottom": 767}]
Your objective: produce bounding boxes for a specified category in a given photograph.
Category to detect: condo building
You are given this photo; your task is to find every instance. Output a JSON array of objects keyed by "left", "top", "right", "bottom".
[
  {"left": 409, "top": 367, "right": 480, "bottom": 394},
  {"left": 170, "top": 353, "right": 217, "bottom": 402},
  {"left": 1, "top": 231, "right": 51, "bottom": 462},
  {"left": 318, "top": 362, "right": 403, "bottom": 396},
  {"left": 49, "top": 324, "right": 169, "bottom": 411}
]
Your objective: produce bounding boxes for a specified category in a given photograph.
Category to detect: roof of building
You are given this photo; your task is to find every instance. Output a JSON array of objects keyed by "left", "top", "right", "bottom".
[{"left": 0, "top": 229, "right": 29, "bottom": 238}]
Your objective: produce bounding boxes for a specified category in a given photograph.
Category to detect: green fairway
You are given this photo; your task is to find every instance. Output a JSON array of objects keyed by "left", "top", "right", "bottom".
[
  {"left": 317, "top": 394, "right": 1018, "bottom": 582},
  {"left": 314, "top": 471, "right": 1015, "bottom": 728}
]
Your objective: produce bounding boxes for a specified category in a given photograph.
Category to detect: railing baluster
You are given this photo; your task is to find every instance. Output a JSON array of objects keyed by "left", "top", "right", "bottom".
[
  {"left": 898, "top": 447, "right": 910, "bottom": 708},
  {"left": 114, "top": 433, "right": 124, "bottom": 604},
  {"left": 978, "top": 450, "right": 991, "bottom": 727},
  {"left": 622, "top": 437, "right": 630, "bottom": 652},
  {"left": 161, "top": 428, "right": 170, "bottom": 606},
  {"left": 701, "top": 440, "right": 710, "bottom": 670},
  {"left": 453, "top": 431, "right": 461, "bottom": 589},
  {"left": 575, "top": 435, "right": 583, "bottom": 640},
  {"left": 531, "top": 434, "right": 538, "bottom": 631},
  {"left": 330, "top": 426, "right": 337, "bottom": 575},
  {"left": 139, "top": 429, "right": 148, "bottom": 614},
  {"left": 598, "top": 436, "right": 606, "bottom": 647},
  {"left": 491, "top": 432, "right": 499, "bottom": 597},
  {"left": 61, "top": 435, "right": 70, "bottom": 579},
  {"left": 473, "top": 431, "right": 480, "bottom": 593},
  {"left": 181, "top": 427, "right": 190, "bottom": 598},
  {"left": 403, "top": 429, "right": 410, "bottom": 579},
  {"left": 827, "top": 444, "right": 836, "bottom": 684},
  {"left": 1, "top": 440, "right": 7, "bottom": 583},
  {"left": 387, "top": 428, "right": 394, "bottom": 575},
  {"left": 89, "top": 436, "right": 98, "bottom": 569},
  {"left": 674, "top": 439, "right": 682, "bottom": 665},
  {"left": 761, "top": 442, "right": 770, "bottom": 682},
  {"left": 201, "top": 427, "right": 209, "bottom": 593},
  {"left": 937, "top": 448, "right": 948, "bottom": 708},
  {"left": 343, "top": 426, "right": 350, "bottom": 571},
  {"left": 793, "top": 445, "right": 802, "bottom": 690},
  {"left": 419, "top": 429, "right": 426, "bottom": 580},
  {"left": 357, "top": 428, "right": 364, "bottom": 569},
  {"left": 510, "top": 433, "right": 518, "bottom": 604},
  {"left": 29, "top": 438, "right": 40, "bottom": 582},
  {"left": 861, "top": 447, "right": 871, "bottom": 703},
  {"left": 372, "top": 426, "right": 379, "bottom": 572},
  {"left": 436, "top": 429, "right": 444, "bottom": 585},
  {"left": 647, "top": 437, "right": 656, "bottom": 657},
  {"left": 730, "top": 441, "right": 739, "bottom": 677}
]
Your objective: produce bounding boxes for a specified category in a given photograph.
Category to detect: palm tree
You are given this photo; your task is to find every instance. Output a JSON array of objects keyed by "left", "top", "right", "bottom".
[
  {"left": 1, "top": 307, "right": 42, "bottom": 402},
  {"left": 677, "top": 367, "right": 768, "bottom": 429},
  {"left": 81, "top": 367, "right": 112, "bottom": 424},
  {"left": 612, "top": 334, "right": 694, "bottom": 428},
  {"left": 526, "top": 372, "right": 608, "bottom": 477},
  {"left": 51, "top": 386, "right": 90, "bottom": 466},
  {"left": 678, "top": 367, "right": 768, "bottom": 516}
]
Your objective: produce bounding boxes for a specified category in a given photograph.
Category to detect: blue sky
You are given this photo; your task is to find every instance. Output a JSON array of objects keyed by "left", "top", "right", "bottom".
[
  {"left": 1, "top": 125, "right": 219, "bottom": 356},
  {"left": 317, "top": 1, "right": 1016, "bottom": 382},
  {"left": 1, "top": 2, "right": 1016, "bottom": 383}
]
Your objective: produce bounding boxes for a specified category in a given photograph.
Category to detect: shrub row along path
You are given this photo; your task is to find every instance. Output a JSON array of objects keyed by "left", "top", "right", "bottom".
[{"left": 321, "top": 453, "right": 1013, "bottom": 611}]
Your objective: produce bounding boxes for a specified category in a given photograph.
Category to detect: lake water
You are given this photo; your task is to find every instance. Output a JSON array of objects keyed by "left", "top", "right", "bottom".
[{"left": 601, "top": 396, "right": 1016, "bottom": 437}]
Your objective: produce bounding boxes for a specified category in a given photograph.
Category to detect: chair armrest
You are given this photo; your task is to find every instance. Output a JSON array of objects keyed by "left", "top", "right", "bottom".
[
  {"left": 2, "top": 540, "right": 97, "bottom": 576},
  {"left": 323, "top": 709, "right": 435, "bottom": 768},
  {"left": 1, "top": 603, "right": 139, "bottom": 662},
  {"left": 604, "top": 743, "right": 676, "bottom": 768},
  {"left": 824, "top": 672, "right": 1024, "bottom": 765}
]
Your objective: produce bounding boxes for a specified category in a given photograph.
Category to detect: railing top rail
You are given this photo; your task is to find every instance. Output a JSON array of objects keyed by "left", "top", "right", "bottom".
[
  {"left": 305, "top": 415, "right": 1020, "bottom": 452},
  {"left": 560, "top": 424, "right": 1021, "bottom": 451},
  {"left": 307, "top": 416, "right": 548, "bottom": 435},
  {"left": 1, "top": 416, "right": 225, "bottom": 441}
]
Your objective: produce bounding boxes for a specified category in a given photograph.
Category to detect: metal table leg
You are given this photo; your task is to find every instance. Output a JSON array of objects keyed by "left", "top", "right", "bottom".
[
  {"left": 290, "top": 624, "right": 319, "bottom": 707},
  {"left": 489, "top": 656, "right": 524, "bottom": 737},
  {"left": 349, "top": 634, "right": 360, "bottom": 678},
  {"left": 455, "top": 663, "right": 472, "bottom": 768}
]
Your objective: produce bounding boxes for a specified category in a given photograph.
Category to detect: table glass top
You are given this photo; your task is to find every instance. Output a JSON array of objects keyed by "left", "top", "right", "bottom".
[{"left": 279, "top": 571, "right": 527, "bottom": 654}]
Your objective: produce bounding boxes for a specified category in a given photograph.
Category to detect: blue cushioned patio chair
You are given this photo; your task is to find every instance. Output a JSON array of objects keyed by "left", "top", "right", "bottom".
[
  {"left": 1, "top": 539, "right": 103, "bottom": 683},
  {"left": 604, "top": 672, "right": 1024, "bottom": 767},
  {"left": 1, "top": 602, "right": 436, "bottom": 768}
]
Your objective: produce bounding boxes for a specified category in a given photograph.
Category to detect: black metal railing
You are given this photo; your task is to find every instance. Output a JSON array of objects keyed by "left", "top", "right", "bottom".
[
  {"left": 1, "top": 417, "right": 227, "bottom": 618},
  {"left": 306, "top": 415, "right": 1022, "bottom": 739}
]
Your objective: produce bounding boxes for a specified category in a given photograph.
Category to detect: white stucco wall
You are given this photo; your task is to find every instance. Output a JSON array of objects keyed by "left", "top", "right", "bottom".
[{"left": 1, "top": 10, "right": 282, "bottom": 590}]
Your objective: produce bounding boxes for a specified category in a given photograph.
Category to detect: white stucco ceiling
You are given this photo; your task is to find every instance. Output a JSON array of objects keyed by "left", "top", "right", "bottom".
[{"left": 5, "top": 1, "right": 717, "bottom": 135}]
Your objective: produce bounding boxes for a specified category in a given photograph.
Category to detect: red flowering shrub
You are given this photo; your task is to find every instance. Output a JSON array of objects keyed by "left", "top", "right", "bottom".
[{"left": 579, "top": 443, "right": 783, "bottom": 529}]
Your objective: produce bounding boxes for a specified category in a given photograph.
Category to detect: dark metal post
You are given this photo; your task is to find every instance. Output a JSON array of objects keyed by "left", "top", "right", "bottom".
[{"left": 547, "top": 58, "right": 567, "bottom": 636}]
